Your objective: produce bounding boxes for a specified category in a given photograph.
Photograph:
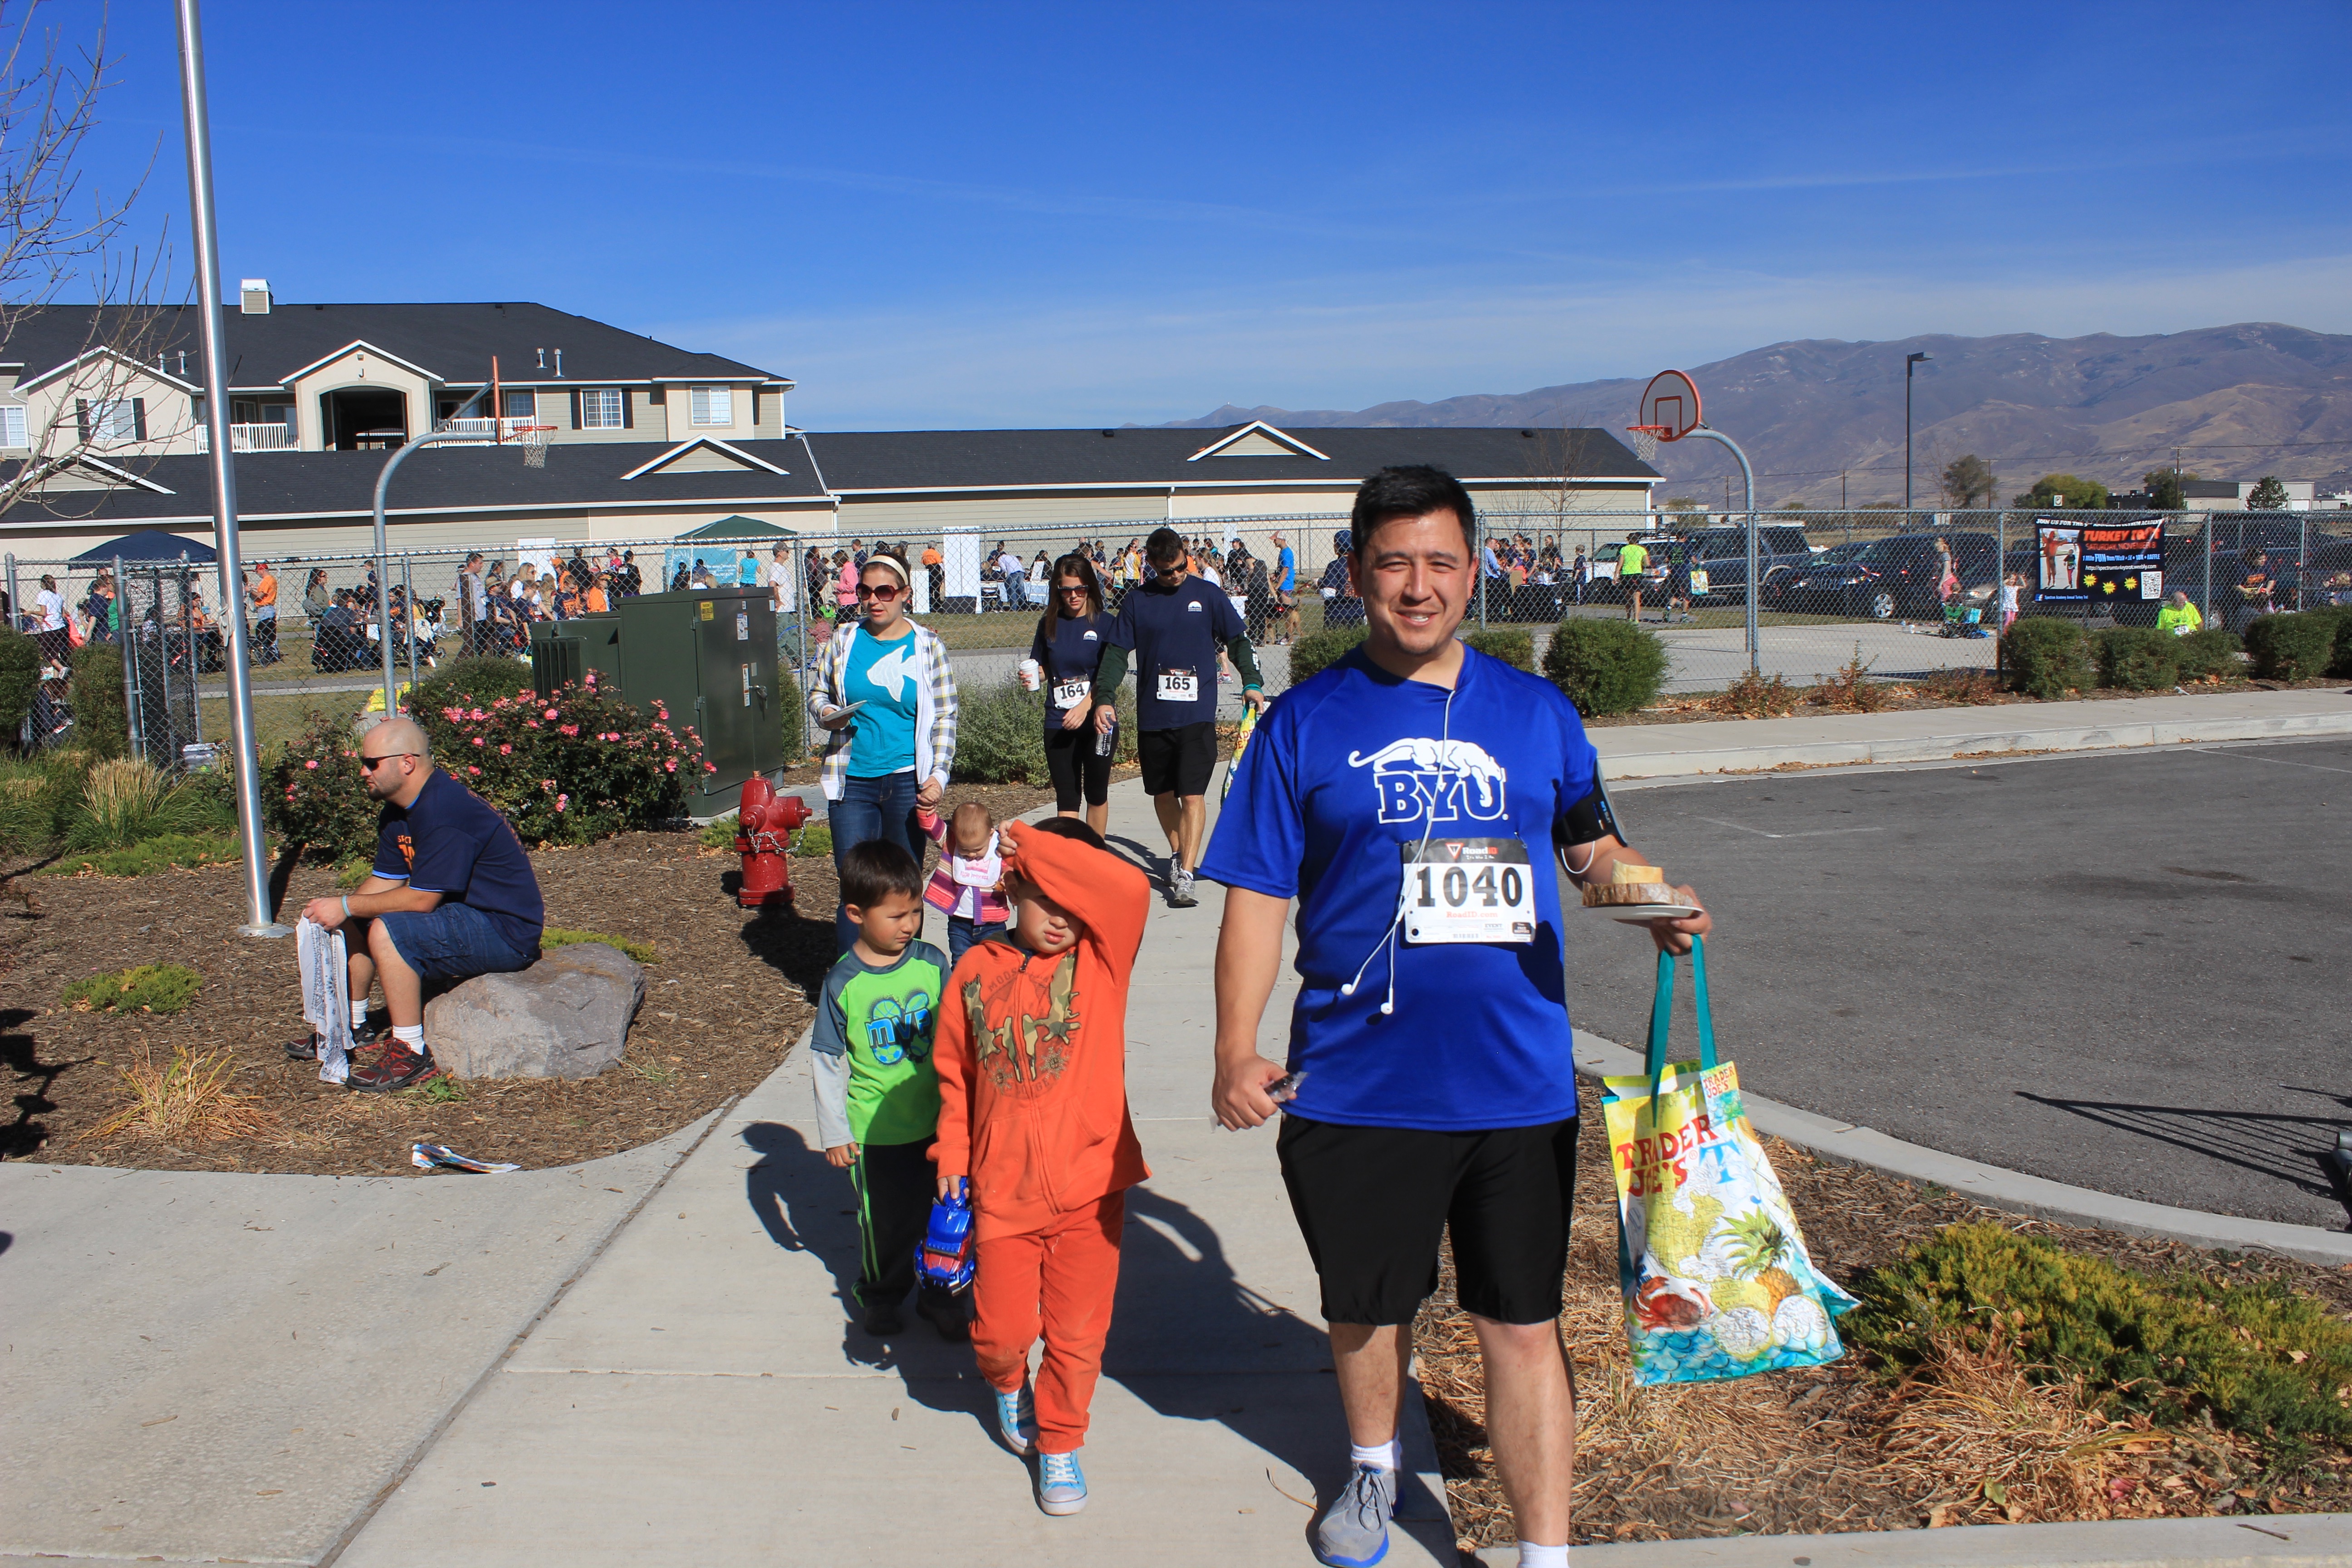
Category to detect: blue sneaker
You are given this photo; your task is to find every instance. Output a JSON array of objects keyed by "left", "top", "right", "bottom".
[
  {"left": 994, "top": 1383, "right": 1036, "bottom": 1456},
  {"left": 1313, "top": 1463, "right": 1396, "bottom": 1567},
  {"left": 1036, "top": 1448, "right": 1087, "bottom": 1515}
]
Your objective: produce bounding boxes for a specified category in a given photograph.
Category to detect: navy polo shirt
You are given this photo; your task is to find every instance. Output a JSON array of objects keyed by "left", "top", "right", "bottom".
[
  {"left": 1109, "top": 574, "right": 1246, "bottom": 731},
  {"left": 372, "top": 768, "right": 546, "bottom": 952},
  {"left": 1029, "top": 611, "right": 1111, "bottom": 737}
]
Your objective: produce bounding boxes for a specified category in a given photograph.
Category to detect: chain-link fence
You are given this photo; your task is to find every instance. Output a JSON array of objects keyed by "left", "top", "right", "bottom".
[{"left": 6, "top": 505, "right": 2347, "bottom": 764}]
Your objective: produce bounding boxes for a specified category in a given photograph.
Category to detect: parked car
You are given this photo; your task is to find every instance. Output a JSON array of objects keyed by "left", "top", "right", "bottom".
[
  {"left": 1768, "top": 532, "right": 1999, "bottom": 620},
  {"left": 1683, "top": 524, "right": 1820, "bottom": 605}
]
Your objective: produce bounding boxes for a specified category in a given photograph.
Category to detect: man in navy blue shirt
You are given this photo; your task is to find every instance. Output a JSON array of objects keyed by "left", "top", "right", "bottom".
[
  {"left": 1095, "top": 526, "right": 1264, "bottom": 907},
  {"left": 298, "top": 717, "right": 545, "bottom": 1091},
  {"left": 1201, "top": 467, "right": 1709, "bottom": 1568}
]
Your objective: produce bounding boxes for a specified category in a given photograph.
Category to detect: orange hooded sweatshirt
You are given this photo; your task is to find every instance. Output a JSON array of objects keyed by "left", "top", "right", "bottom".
[{"left": 931, "top": 826, "right": 1151, "bottom": 1242}]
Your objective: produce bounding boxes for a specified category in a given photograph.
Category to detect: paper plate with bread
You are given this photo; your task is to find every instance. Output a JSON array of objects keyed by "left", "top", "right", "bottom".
[{"left": 1581, "top": 860, "right": 1701, "bottom": 923}]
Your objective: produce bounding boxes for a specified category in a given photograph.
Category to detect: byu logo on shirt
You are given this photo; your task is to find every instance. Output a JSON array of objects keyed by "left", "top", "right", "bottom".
[{"left": 1348, "top": 738, "right": 1509, "bottom": 825}]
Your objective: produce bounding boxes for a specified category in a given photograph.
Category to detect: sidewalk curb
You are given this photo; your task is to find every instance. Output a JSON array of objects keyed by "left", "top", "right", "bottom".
[
  {"left": 1594, "top": 706, "right": 2352, "bottom": 779},
  {"left": 1475, "top": 1512, "right": 2352, "bottom": 1566},
  {"left": 1572, "top": 1034, "right": 2352, "bottom": 1266}
]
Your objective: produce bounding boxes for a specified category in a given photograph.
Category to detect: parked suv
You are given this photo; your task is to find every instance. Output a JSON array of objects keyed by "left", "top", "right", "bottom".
[
  {"left": 1681, "top": 524, "right": 1819, "bottom": 605},
  {"left": 1769, "top": 532, "right": 1999, "bottom": 620}
]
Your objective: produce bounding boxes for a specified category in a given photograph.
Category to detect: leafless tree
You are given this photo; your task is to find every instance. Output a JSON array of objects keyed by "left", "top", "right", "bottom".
[{"left": 0, "top": 0, "right": 176, "bottom": 521}]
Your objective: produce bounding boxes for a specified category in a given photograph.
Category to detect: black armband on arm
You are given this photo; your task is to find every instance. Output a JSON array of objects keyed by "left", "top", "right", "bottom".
[{"left": 1558, "top": 776, "right": 1622, "bottom": 847}]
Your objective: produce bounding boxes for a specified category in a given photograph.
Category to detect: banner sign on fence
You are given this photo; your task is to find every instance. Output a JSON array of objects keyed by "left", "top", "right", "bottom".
[{"left": 2036, "top": 519, "right": 2163, "bottom": 604}]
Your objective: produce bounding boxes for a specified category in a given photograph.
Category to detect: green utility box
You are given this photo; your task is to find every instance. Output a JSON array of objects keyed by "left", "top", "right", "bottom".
[{"left": 530, "top": 587, "right": 781, "bottom": 811}]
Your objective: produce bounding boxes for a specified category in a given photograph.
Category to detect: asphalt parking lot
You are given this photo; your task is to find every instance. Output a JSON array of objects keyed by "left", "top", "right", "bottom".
[{"left": 1558, "top": 736, "right": 2352, "bottom": 1229}]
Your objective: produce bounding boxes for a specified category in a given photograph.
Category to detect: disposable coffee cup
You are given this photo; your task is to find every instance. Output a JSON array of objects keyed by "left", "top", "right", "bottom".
[{"left": 1018, "top": 658, "right": 1041, "bottom": 691}]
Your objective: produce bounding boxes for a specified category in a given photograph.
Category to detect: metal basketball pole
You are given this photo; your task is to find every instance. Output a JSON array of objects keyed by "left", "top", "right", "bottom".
[
  {"left": 1684, "top": 426, "right": 1758, "bottom": 673},
  {"left": 176, "top": 0, "right": 287, "bottom": 937}
]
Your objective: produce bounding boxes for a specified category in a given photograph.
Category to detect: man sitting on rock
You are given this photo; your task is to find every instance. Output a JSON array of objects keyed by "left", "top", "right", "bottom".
[{"left": 297, "top": 716, "right": 545, "bottom": 1091}]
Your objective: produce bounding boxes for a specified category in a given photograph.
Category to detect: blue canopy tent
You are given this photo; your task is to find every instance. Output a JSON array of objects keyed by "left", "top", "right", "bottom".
[
  {"left": 68, "top": 531, "right": 218, "bottom": 565},
  {"left": 663, "top": 515, "right": 792, "bottom": 593}
]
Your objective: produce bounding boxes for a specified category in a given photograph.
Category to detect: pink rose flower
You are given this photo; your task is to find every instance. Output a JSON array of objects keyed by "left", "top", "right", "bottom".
[
  {"left": 468, "top": 765, "right": 481, "bottom": 775},
  {"left": 556, "top": 794, "right": 569, "bottom": 811},
  {"left": 664, "top": 758, "right": 677, "bottom": 773},
  {"left": 470, "top": 708, "right": 486, "bottom": 720},
  {"left": 473, "top": 736, "right": 485, "bottom": 747},
  {"left": 500, "top": 743, "right": 512, "bottom": 755},
  {"left": 304, "top": 759, "right": 318, "bottom": 770},
  {"left": 545, "top": 708, "right": 559, "bottom": 721},
  {"left": 560, "top": 724, "right": 578, "bottom": 737}
]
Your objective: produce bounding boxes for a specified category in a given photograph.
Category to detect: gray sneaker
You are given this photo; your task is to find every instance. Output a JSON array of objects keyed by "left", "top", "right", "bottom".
[
  {"left": 1313, "top": 1463, "right": 1396, "bottom": 1567},
  {"left": 1167, "top": 867, "right": 1199, "bottom": 908}
]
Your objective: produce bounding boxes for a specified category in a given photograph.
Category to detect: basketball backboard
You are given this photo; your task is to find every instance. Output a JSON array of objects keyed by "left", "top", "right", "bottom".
[{"left": 1637, "top": 370, "right": 1702, "bottom": 441}]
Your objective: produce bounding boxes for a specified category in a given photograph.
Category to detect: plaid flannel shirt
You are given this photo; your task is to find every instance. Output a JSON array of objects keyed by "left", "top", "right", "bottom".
[{"left": 807, "top": 619, "right": 959, "bottom": 802}]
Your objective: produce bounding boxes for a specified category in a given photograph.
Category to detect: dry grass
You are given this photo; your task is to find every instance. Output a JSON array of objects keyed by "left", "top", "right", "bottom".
[
  {"left": 1808, "top": 645, "right": 1893, "bottom": 712},
  {"left": 1916, "top": 667, "right": 2004, "bottom": 706},
  {"left": 1710, "top": 670, "right": 1805, "bottom": 719},
  {"left": 1877, "top": 1330, "right": 2124, "bottom": 1527},
  {"left": 80, "top": 1044, "right": 279, "bottom": 1145}
]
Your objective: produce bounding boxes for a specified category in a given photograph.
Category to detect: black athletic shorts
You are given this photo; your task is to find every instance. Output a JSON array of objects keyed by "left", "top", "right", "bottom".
[
  {"left": 1276, "top": 1113, "right": 1580, "bottom": 1327},
  {"left": 1044, "top": 721, "right": 1114, "bottom": 810},
  {"left": 1138, "top": 720, "right": 1218, "bottom": 799}
]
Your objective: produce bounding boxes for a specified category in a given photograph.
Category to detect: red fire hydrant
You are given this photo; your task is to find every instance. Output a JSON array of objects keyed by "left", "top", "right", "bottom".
[{"left": 734, "top": 777, "right": 813, "bottom": 911}]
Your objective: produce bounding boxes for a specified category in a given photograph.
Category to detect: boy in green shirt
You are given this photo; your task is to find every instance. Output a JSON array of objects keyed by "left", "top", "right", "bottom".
[{"left": 812, "top": 839, "right": 965, "bottom": 1341}]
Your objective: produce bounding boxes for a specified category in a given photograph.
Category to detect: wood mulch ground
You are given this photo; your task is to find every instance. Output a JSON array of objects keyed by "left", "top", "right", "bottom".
[
  {"left": 0, "top": 780, "right": 1057, "bottom": 1176},
  {"left": 1415, "top": 1122, "right": 2352, "bottom": 1552},
  {"left": 1581, "top": 674, "right": 2350, "bottom": 728}
]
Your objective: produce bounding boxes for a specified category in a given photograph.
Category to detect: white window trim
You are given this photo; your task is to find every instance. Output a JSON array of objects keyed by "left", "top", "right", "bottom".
[
  {"left": 690, "top": 386, "right": 733, "bottom": 426},
  {"left": 0, "top": 404, "right": 26, "bottom": 449},
  {"left": 580, "top": 388, "right": 624, "bottom": 430},
  {"left": 89, "top": 398, "right": 137, "bottom": 444}
]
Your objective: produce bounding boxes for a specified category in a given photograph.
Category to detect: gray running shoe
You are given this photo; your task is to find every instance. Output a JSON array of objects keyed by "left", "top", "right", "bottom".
[
  {"left": 1313, "top": 1463, "right": 1396, "bottom": 1568},
  {"left": 1168, "top": 867, "right": 1199, "bottom": 908}
]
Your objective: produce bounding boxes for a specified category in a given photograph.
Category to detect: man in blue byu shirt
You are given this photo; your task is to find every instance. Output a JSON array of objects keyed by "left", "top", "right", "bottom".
[
  {"left": 299, "top": 716, "right": 545, "bottom": 1092},
  {"left": 1200, "top": 466, "right": 1710, "bottom": 1568}
]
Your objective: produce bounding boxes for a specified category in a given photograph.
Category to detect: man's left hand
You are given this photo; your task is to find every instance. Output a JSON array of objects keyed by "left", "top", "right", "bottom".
[
  {"left": 1645, "top": 885, "right": 1711, "bottom": 956},
  {"left": 1242, "top": 688, "right": 1267, "bottom": 713},
  {"left": 299, "top": 896, "right": 347, "bottom": 931}
]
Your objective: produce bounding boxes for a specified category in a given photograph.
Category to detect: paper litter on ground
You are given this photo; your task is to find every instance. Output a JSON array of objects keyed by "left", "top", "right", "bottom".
[
  {"left": 412, "top": 1142, "right": 522, "bottom": 1175},
  {"left": 297, "top": 917, "right": 351, "bottom": 1085}
]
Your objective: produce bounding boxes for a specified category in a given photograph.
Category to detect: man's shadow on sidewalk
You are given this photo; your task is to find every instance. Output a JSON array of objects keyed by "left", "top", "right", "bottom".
[{"left": 737, "top": 1120, "right": 1357, "bottom": 1501}]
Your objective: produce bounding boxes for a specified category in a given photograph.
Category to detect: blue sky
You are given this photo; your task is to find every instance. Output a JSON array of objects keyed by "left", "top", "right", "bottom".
[{"left": 49, "top": 0, "right": 2352, "bottom": 429}]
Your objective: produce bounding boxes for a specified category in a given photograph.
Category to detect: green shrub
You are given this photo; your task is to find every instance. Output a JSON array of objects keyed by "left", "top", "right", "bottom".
[
  {"left": 64, "top": 961, "right": 204, "bottom": 1015},
  {"left": 408, "top": 656, "right": 534, "bottom": 719},
  {"left": 1999, "top": 616, "right": 2092, "bottom": 699},
  {"left": 2333, "top": 614, "right": 2352, "bottom": 679},
  {"left": 69, "top": 643, "right": 127, "bottom": 758},
  {"left": 951, "top": 683, "right": 1049, "bottom": 784},
  {"left": 778, "top": 668, "right": 807, "bottom": 760},
  {"left": 2173, "top": 627, "right": 2243, "bottom": 681},
  {"left": 0, "top": 751, "right": 89, "bottom": 855},
  {"left": 265, "top": 711, "right": 392, "bottom": 862},
  {"left": 45, "top": 832, "right": 242, "bottom": 878},
  {"left": 1542, "top": 618, "right": 1667, "bottom": 716},
  {"left": 65, "top": 757, "right": 234, "bottom": 849},
  {"left": 2095, "top": 626, "right": 2180, "bottom": 691},
  {"left": 2242, "top": 611, "right": 2342, "bottom": 681},
  {"left": 0, "top": 627, "right": 39, "bottom": 735},
  {"left": 541, "top": 926, "right": 658, "bottom": 964},
  {"left": 794, "top": 821, "right": 831, "bottom": 859},
  {"left": 1287, "top": 624, "right": 1368, "bottom": 683},
  {"left": 1851, "top": 1222, "right": 2352, "bottom": 1444},
  {"left": 698, "top": 816, "right": 739, "bottom": 849},
  {"left": 1460, "top": 627, "right": 1534, "bottom": 671}
]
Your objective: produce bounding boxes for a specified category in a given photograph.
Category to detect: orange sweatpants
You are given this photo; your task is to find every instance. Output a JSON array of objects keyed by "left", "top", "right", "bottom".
[{"left": 970, "top": 1191, "right": 1125, "bottom": 1455}]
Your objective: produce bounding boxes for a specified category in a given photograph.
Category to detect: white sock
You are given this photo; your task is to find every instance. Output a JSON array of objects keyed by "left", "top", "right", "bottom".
[
  {"left": 1349, "top": 1436, "right": 1401, "bottom": 1471},
  {"left": 1517, "top": 1545, "right": 1568, "bottom": 1568},
  {"left": 392, "top": 1024, "right": 425, "bottom": 1050},
  {"left": 350, "top": 999, "right": 369, "bottom": 1033}
]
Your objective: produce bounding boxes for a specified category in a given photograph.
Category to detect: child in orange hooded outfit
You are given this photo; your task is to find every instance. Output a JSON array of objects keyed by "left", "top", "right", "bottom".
[{"left": 930, "top": 817, "right": 1150, "bottom": 1517}]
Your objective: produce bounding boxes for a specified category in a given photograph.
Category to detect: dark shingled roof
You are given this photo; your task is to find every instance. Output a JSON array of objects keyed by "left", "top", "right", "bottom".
[
  {"left": 801, "top": 425, "right": 1656, "bottom": 490},
  {"left": 2, "top": 302, "right": 786, "bottom": 392}
]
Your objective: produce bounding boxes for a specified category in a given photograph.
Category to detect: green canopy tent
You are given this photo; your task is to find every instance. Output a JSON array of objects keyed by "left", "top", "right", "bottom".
[{"left": 664, "top": 516, "right": 794, "bottom": 591}]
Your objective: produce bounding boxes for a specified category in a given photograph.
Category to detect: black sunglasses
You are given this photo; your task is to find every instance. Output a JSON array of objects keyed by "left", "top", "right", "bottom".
[{"left": 358, "top": 751, "right": 416, "bottom": 771}]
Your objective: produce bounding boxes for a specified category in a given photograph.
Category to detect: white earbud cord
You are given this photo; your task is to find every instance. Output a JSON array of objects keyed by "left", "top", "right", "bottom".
[{"left": 1338, "top": 681, "right": 1456, "bottom": 1016}]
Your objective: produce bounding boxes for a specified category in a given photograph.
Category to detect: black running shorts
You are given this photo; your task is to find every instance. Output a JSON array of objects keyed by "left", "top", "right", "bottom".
[
  {"left": 1138, "top": 720, "right": 1218, "bottom": 799},
  {"left": 1276, "top": 1114, "right": 1580, "bottom": 1327}
]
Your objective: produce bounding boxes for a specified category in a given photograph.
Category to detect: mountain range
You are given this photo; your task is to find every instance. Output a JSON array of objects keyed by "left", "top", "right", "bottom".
[{"left": 1163, "top": 323, "right": 2352, "bottom": 508}]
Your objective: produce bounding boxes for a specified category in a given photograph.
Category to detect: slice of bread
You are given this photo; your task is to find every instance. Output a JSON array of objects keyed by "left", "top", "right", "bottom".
[{"left": 1582, "top": 862, "right": 1673, "bottom": 907}]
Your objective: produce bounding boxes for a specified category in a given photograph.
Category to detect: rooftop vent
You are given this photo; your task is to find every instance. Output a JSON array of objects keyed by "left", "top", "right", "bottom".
[{"left": 239, "top": 279, "right": 270, "bottom": 315}]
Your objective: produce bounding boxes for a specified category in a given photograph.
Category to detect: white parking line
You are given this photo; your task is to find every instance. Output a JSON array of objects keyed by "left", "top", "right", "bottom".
[
  {"left": 2188, "top": 745, "right": 2352, "bottom": 776},
  {"left": 1694, "top": 816, "right": 1887, "bottom": 840}
]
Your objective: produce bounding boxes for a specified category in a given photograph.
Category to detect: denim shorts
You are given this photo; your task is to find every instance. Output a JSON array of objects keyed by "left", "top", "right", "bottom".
[{"left": 377, "top": 902, "right": 539, "bottom": 980}]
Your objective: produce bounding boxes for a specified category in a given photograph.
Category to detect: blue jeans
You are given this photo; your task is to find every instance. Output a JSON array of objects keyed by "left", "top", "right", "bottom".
[
  {"left": 947, "top": 916, "right": 1004, "bottom": 970},
  {"left": 832, "top": 770, "right": 922, "bottom": 956},
  {"left": 377, "top": 902, "right": 540, "bottom": 980}
]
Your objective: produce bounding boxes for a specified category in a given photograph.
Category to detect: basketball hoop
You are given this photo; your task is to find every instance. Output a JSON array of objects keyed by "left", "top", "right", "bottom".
[
  {"left": 1628, "top": 370, "right": 1703, "bottom": 466},
  {"left": 511, "top": 423, "right": 555, "bottom": 468}
]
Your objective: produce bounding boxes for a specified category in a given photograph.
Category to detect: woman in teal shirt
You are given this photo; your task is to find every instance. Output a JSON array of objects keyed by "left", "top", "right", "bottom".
[{"left": 808, "top": 550, "right": 960, "bottom": 956}]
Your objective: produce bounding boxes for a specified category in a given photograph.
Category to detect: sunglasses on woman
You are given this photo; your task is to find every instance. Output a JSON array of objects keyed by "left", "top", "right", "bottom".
[{"left": 855, "top": 583, "right": 902, "bottom": 602}]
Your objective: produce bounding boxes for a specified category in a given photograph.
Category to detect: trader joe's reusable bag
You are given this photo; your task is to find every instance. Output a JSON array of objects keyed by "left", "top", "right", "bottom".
[{"left": 1602, "top": 940, "right": 1857, "bottom": 1385}]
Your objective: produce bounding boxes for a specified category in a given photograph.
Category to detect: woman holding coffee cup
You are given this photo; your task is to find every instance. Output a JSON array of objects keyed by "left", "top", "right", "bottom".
[{"left": 1029, "top": 551, "right": 1116, "bottom": 835}]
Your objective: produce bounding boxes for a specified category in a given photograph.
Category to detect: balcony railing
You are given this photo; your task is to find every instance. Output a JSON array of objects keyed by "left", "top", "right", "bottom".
[
  {"left": 194, "top": 422, "right": 298, "bottom": 453},
  {"left": 432, "top": 416, "right": 548, "bottom": 444}
]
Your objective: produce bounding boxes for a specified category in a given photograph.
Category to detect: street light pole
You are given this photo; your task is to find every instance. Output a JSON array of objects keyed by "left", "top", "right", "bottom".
[
  {"left": 370, "top": 389, "right": 488, "bottom": 718},
  {"left": 1904, "top": 351, "right": 1932, "bottom": 516},
  {"left": 175, "top": 0, "right": 286, "bottom": 938}
]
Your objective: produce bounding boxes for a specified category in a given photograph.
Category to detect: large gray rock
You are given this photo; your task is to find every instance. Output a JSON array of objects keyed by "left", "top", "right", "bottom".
[{"left": 423, "top": 941, "right": 645, "bottom": 1080}]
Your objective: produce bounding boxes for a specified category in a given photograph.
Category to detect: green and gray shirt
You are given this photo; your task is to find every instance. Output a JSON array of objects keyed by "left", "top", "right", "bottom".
[{"left": 810, "top": 941, "right": 948, "bottom": 1149}]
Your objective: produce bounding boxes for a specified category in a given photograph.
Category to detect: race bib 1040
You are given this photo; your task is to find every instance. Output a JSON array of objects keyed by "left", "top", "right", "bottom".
[{"left": 1401, "top": 838, "right": 1536, "bottom": 945}]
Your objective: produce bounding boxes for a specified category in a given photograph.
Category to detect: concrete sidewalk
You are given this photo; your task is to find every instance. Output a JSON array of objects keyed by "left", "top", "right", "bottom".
[
  {"left": 1590, "top": 686, "right": 2352, "bottom": 777},
  {"left": 0, "top": 1107, "right": 723, "bottom": 1566},
  {"left": 333, "top": 782, "right": 1457, "bottom": 1567}
]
